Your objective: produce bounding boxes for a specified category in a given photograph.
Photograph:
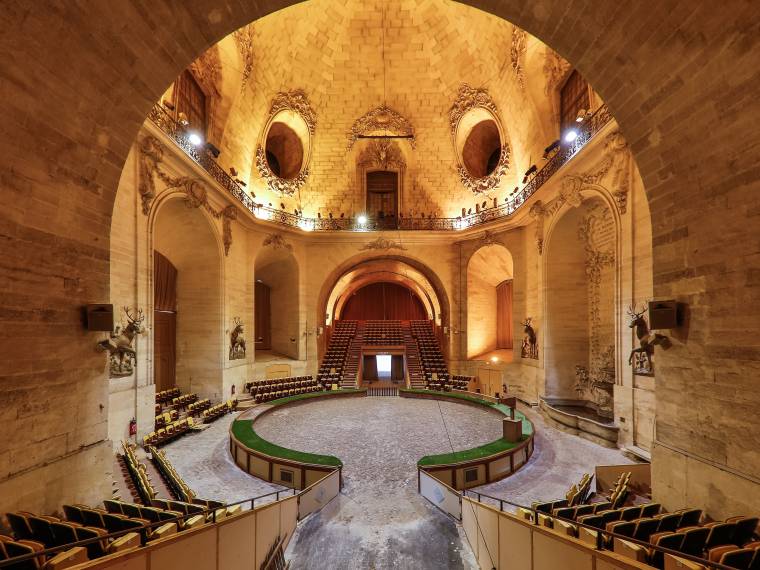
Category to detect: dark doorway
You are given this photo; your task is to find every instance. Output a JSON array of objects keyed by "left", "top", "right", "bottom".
[
  {"left": 255, "top": 281, "right": 272, "bottom": 350},
  {"left": 154, "top": 251, "right": 177, "bottom": 391},
  {"left": 366, "top": 171, "right": 398, "bottom": 220}
]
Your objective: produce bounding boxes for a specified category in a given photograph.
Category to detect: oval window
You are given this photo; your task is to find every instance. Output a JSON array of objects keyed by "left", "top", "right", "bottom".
[
  {"left": 265, "top": 121, "right": 305, "bottom": 180},
  {"left": 461, "top": 119, "right": 502, "bottom": 178}
]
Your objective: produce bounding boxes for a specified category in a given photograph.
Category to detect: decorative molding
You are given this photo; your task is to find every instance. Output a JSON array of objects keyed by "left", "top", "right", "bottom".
[
  {"left": 528, "top": 200, "right": 547, "bottom": 255},
  {"left": 348, "top": 105, "right": 415, "bottom": 150},
  {"left": 232, "top": 26, "right": 254, "bottom": 92},
  {"left": 268, "top": 90, "right": 317, "bottom": 135},
  {"left": 138, "top": 135, "right": 236, "bottom": 256},
  {"left": 543, "top": 47, "right": 571, "bottom": 96},
  {"left": 138, "top": 136, "right": 164, "bottom": 215},
  {"left": 478, "top": 230, "right": 499, "bottom": 247},
  {"left": 448, "top": 84, "right": 500, "bottom": 136},
  {"left": 457, "top": 144, "right": 511, "bottom": 195},
  {"left": 262, "top": 233, "right": 293, "bottom": 251},
  {"left": 190, "top": 46, "right": 222, "bottom": 97},
  {"left": 359, "top": 236, "right": 407, "bottom": 251},
  {"left": 510, "top": 28, "right": 527, "bottom": 90},
  {"left": 357, "top": 139, "right": 405, "bottom": 170},
  {"left": 255, "top": 145, "right": 309, "bottom": 197}
]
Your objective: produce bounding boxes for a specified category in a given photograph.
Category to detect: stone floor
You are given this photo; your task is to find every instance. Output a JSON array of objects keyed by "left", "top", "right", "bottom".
[{"left": 162, "top": 397, "right": 633, "bottom": 569}]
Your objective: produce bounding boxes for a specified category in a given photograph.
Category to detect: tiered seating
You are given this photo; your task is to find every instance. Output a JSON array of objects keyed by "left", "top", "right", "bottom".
[
  {"left": 317, "top": 321, "right": 357, "bottom": 386},
  {"left": 450, "top": 374, "right": 473, "bottom": 391},
  {"left": 155, "top": 387, "right": 180, "bottom": 405},
  {"left": 411, "top": 321, "right": 449, "bottom": 386},
  {"left": 521, "top": 473, "right": 760, "bottom": 569},
  {"left": 249, "top": 376, "right": 320, "bottom": 403},
  {"left": 147, "top": 445, "right": 196, "bottom": 503},
  {"left": 154, "top": 409, "right": 178, "bottom": 429},
  {"left": 187, "top": 398, "right": 212, "bottom": 416},
  {"left": 142, "top": 417, "right": 193, "bottom": 447},
  {"left": 120, "top": 441, "right": 157, "bottom": 504},
  {"left": 363, "top": 320, "right": 404, "bottom": 345},
  {"left": 202, "top": 400, "right": 237, "bottom": 423},
  {"left": 170, "top": 393, "right": 198, "bottom": 410}
]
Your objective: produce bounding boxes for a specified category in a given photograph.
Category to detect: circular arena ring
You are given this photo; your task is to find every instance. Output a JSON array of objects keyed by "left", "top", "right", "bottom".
[{"left": 229, "top": 388, "right": 534, "bottom": 491}]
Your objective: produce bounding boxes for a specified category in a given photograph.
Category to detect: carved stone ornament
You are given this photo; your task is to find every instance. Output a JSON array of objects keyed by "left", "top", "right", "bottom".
[
  {"left": 359, "top": 236, "right": 407, "bottom": 251},
  {"left": 262, "top": 233, "right": 293, "bottom": 251},
  {"left": 528, "top": 201, "right": 547, "bottom": 255},
  {"left": 232, "top": 26, "right": 254, "bottom": 92},
  {"left": 458, "top": 144, "right": 511, "bottom": 195},
  {"left": 358, "top": 139, "right": 405, "bottom": 170},
  {"left": 138, "top": 135, "right": 236, "bottom": 256},
  {"left": 268, "top": 90, "right": 317, "bottom": 135},
  {"left": 97, "top": 307, "right": 145, "bottom": 378},
  {"left": 448, "top": 84, "right": 500, "bottom": 135},
  {"left": 543, "top": 47, "right": 571, "bottom": 96},
  {"left": 478, "top": 230, "right": 498, "bottom": 246},
  {"left": 255, "top": 145, "right": 309, "bottom": 197},
  {"left": 510, "top": 28, "right": 527, "bottom": 90},
  {"left": 138, "top": 136, "right": 164, "bottom": 215},
  {"left": 347, "top": 105, "right": 416, "bottom": 150},
  {"left": 229, "top": 317, "right": 246, "bottom": 360}
]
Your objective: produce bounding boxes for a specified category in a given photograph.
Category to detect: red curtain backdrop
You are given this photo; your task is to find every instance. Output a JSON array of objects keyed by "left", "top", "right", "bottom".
[
  {"left": 154, "top": 251, "right": 177, "bottom": 391},
  {"left": 255, "top": 281, "right": 272, "bottom": 350},
  {"left": 341, "top": 282, "right": 427, "bottom": 321},
  {"left": 496, "top": 279, "right": 513, "bottom": 349}
]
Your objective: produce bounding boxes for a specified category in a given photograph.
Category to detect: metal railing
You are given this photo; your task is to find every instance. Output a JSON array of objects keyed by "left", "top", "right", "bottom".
[
  {"left": 0, "top": 488, "right": 296, "bottom": 567},
  {"left": 462, "top": 490, "right": 742, "bottom": 570},
  {"left": 146, "top": 102, "right": 613, "bottom": 233}
]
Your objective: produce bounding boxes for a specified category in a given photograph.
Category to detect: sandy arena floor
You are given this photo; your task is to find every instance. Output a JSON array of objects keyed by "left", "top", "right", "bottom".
[{"left": 163, "top": 396, "right": 632, "bottom": 569}]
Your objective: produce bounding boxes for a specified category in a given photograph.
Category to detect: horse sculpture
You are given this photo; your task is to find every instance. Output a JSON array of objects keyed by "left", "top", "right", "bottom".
[
  {"left": 521, "top": 317, "right": 538, "bottom": 359},
  {"left": 627, "top": 304, "right": 667, "bottom": 372},
  {"left": 98, "top": 307, "right": 145, "bottom": 377},
  {"left": 229, "top": 317, "right": 246, "bottom": 360}
]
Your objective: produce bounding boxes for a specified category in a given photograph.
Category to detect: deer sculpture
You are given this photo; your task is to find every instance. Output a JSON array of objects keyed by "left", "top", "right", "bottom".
[
  {"left": 627, "top": 304, "right": 667, "bottom": 371},
  {"left": 230, "top": 317, "right": 246, "bottom": 360},
  {"left": 521, "top": 317, "right": 538, "bottom": 359},
  {"left": 98, "top": 307, "right": 145, "bottom": 376}
]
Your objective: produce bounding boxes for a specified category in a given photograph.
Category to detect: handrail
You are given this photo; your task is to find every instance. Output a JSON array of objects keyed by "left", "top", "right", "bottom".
[
  {"left": 0, "top": 488, "right": 297, "bottom": 567},
  {"left": 146, "top": 102, "right": 613, "bottom": 233},
  {"left": 462, "top": 490, "right": 742, "bottom": 570}
]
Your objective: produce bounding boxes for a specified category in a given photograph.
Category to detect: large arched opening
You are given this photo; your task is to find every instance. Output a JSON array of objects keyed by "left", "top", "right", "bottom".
[
  {"left": 254, "top": 246, "right": 300, "bottom": 361},
  {"left": 466, "top": 244, "right": 514, "bottom": 361},
  {"left": 152, "top": 199, "right": 223, "bottom": 400}
]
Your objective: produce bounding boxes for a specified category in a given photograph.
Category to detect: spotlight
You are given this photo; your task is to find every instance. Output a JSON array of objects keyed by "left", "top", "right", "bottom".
[
  {"left": 229, "top": 166, "right": 238, "bottom": 177},
  {"left": 188, "top": 132, "right": 203, "bottom": 146},
  {"left": 564, "top": 129, "right": 578, "bottom": 143},
  {"left": 576, "top": 109, "right": 587, "bottom": 122},
  {"left": 357, "top": 214, "right": 368, "bottom": 225},
  {"left": 491, "top": 356, "right": 499, "bottom": 363},
  {"left": 162, "top": 99, "right": 175, "bottom": 111},
  {"left": 298, "top": 219, "right": 314, "bottom": 232},
  {"left": 522, "top": 164, "right": 537, "bottom": 184}
]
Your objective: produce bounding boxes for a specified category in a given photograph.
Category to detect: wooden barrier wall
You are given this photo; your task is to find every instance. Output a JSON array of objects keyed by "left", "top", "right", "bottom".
[{"left": 461, "top": 497, "right": 672, "bottom": 570}]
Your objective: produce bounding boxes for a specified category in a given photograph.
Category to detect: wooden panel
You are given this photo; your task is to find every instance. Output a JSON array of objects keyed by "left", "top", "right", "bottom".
[
  {"left": 217, "top": 513, "right": 256, "bottom": 570},
  {"left": 153, "top": 310, "right": 176, "bottom": 392},
  {"left": 498, "top": 514, "right": 532, "bottom": 570},
  {"left": 533, "top": 530, "right": 592, "bottom": 570},
  {"left": 476, "top": 503, "right": 500, "bottom": 570},
  {"left": 254, "top": 503, "right": 281, "bottom": 569},
  {"left": 150, "top": 527, "right": 216, "bottom": 570}
]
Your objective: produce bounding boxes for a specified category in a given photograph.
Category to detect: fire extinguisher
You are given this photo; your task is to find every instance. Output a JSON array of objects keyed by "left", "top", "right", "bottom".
[{"left": 129, "top": 418, "right": 137, "bottom": 437}]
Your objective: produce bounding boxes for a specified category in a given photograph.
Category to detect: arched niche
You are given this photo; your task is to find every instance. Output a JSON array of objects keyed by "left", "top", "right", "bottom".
[
  {"left": 338, "top": 281, "right": 428, "bottom": 321},
  {"left": 153, "top": 198, "right": 223, "bottom": 400},
  {"left": 254, "top": 246, "right": 300, "bottom": 360},
  {"left": 467, "top": 243, "right": 514, "bottom": 360},
  {"left": 544, "top": 195, "right": 617, "bottom": 418}
]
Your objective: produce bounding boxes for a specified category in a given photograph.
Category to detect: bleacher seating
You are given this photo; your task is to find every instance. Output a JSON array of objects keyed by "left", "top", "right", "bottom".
[
  {"left": 155, "top": 387, "right": 180, "bottom": 405},
  {"left": 411, "top": 320, "right": 450, "bottom": 387},
  {"left": 362, "top": 320, "right": 404, "bottom": 345},
  {"left": 249, "top": 376, "right": 320, "bottom": 403},
  {"left": 316, "top": 320, "right": 357, "bottom": 386},
  {"left": 517, "top": 472, "right": 760, "bottom": 569},
  {"left": 120, "top": 441, "right": 157, "bottom": 504}
]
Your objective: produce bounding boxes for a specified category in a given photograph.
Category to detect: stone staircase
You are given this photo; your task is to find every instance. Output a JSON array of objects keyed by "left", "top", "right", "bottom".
[
  {"left": 341, "top": 321, "right": 365, "bottom": 387},
  {"left": 402, "top": 322, "right": 425, "bottom": 388}
]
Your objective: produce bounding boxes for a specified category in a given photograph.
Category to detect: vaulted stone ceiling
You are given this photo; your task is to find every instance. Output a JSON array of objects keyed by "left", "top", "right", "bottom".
[{"left": 167, "top": 0, "right": 577, "bottom": 218}]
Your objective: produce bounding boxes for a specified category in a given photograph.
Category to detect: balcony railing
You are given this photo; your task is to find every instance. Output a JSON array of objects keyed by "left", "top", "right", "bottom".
[{"left": 147, "top": 103, "right": 612, "bottom": 232}]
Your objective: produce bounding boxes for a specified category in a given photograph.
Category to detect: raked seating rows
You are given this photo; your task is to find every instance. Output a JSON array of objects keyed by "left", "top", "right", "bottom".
[
  {"left": 521, "top": 473, "right": 759, "bottom": 569},
  {"left": 248, "top": 376, "right": 321, "bottom": 403}
]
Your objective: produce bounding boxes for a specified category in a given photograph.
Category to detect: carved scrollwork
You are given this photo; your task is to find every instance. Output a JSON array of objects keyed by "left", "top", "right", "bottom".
[
  {"left": 358, "top": 139, "right": 405, "bottom": 170},
  {"left": 457, "top": 144, "right": 511, "bottom": 195},
  {"left": 255, "top": 145, "right": 309, "bottom": 197},
  {"left": 232, "top": 26, "right": 254, "bottom": 92},
  {"left": 348, "top": 105, "right": 415, "bottom": 150},
  {"left": 529, "top": 200, "right": 547, "bottom": 255},
  {"left": 510, "top": 28, "right": 527, "bottom": 90},
  {"left": 268, "top": 90, "right": 317, "bottom": 135},
  {"left": 262, "top": 233, "right": 293, "bottom": 251},
  {"left": 359, "top": 237, "right": 407, "bottom": 251},
  {"left": 138, "top": 136, "right": 164, "bottom": 215},
  {"left": 448, "top": 84, "right": 500, "bottom": 136}
]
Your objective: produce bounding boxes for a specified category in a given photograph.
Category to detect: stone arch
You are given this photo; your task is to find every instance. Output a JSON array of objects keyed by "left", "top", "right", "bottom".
[
  {"left": 466, "top": 243, "right": 515, "bottom": 359},
  {"left": 152, "top": 196, "right": 224, "bottom": 401},
  {"left": 254, "top": 243, "right": 300, "bottom": 360}
]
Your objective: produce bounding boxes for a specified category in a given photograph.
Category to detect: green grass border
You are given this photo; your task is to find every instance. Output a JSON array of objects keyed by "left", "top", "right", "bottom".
[
  {"left": 399, "top": 389, "right": 533, "bottom": 467},
  {"left": 231, "top": 390, "right": 365, "bottom": 467}
]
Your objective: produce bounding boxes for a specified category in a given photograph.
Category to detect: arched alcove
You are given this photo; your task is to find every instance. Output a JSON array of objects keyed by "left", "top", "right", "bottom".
[
  {"left": 545, "top": 196, "right": 617, "bottom": 419},
  {"left": 467, "top": 244, "right": 514, "bottom": 360},
  {"left": 339, "top": 281, "right": 427, "bottom": 321},
  {"left": 254, "top": 246, "right": 300, "bottom": 360},
  {"left": 153, "top": 199, "right": 223, "bottom": 400}
]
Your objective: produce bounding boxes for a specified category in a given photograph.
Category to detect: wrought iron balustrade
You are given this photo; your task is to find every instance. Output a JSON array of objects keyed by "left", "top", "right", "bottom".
[{"left": 147, "top": 102, "right": 612, "bottom": 233}]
